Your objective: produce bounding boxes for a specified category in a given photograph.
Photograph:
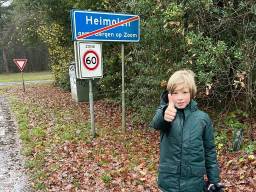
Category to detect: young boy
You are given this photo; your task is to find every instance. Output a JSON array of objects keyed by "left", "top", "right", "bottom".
[{"left": 151, "top": 70, "right": 224, "bottom": 192}]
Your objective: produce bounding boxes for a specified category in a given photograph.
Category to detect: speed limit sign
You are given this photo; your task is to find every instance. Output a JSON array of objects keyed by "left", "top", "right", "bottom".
[
  {"left": 75, "top": 42, "right": 103, "bottom": 79},
  {"left": 83, "top": 50, "right": 99, "bottom": 71}
]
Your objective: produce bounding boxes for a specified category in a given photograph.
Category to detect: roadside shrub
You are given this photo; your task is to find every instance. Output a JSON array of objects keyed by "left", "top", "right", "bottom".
[{"left": 37, "top": 22, "right": 72, "bottom": 90}]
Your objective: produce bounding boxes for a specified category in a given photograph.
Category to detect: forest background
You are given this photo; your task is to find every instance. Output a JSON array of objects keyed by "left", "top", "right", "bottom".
[
  {"left": 1, "top": 0, "right": 256, "bottom": 144},
  {"left": 1, "top": 0, "right": 256, "bottom": 191}
]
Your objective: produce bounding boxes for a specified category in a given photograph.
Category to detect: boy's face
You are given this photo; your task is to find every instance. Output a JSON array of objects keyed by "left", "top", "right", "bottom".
[{"left": 170, "top": 85, "right": 191, "bottom": 109}]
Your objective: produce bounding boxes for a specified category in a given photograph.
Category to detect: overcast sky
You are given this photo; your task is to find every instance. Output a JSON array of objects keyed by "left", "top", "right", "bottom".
[{"left": 1, "top": 0, "right": 12, "bottom": 7}]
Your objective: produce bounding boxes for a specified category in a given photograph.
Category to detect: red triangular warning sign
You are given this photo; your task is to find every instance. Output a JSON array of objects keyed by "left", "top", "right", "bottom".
[{"left": 13, "top": 59, "right": 28, "bottom": 71}]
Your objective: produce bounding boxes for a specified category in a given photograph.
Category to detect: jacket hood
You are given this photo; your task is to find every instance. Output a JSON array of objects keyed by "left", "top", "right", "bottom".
[{"left": 160, "top": 90, "right": 198, "bottom": 112}]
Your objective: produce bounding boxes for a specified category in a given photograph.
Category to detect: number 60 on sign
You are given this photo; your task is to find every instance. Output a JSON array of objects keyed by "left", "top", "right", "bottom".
[{"left": 83, "top": 50, "right": 99, "bottom": 71}]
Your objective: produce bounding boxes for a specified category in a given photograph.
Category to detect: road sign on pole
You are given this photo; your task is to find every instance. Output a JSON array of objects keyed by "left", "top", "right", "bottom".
[
  {"left": 74, "top": 42, "right": 101, "bottom": 138},
  {"left": 75, "top": 42, "right": 103, "bottom": 79},
  {"left": 71, "top": 10, "right": 140, "bottom": 42},
  {"left": 13, "top": 59, "right": 27, "bottom": 72},
  {"left": 13, "top": 59, "right": 28, "bottom": 92},
  {"left": 71, "top": 10, "right": 140, "bottom": 134}
]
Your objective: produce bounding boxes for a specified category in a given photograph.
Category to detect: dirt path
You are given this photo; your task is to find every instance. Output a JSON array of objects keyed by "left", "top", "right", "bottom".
[{"left": 0, "top": 96, "right": 31, "bottom": 192}]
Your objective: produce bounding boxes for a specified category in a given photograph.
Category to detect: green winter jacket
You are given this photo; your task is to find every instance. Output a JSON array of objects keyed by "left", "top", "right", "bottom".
[{"left": 151, "top": 91, "right": 220, "bottom": 192}]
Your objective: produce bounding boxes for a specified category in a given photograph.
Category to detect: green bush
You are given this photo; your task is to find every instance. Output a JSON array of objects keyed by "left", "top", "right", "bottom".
[{"left": 12, "top": 0, "right": 256, "bottom": 126}]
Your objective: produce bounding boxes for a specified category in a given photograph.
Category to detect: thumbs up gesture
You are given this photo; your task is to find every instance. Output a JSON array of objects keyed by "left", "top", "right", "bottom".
[{"left": 164, "top": 94, "right": 177, "bottom": 122}]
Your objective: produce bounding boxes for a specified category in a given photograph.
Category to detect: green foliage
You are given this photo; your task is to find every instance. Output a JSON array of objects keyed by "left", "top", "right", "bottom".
[
  {"left": 37, "top": 23, "right": 72, "bottom": 90},
  {"left": 215, "top": 130, "right": 228, "bottom": 151},
  {"left": 8, "top": 0, "right": 256, "bottom": 127},
  {"left": 180, "top": 32, "right": 228, "bottom": 84},
  {"left": 225, "top": 110, "right": 248, "bottom": 130},
  {"left": 101, "top": 172, "right": 112, "bottom": 184},
  {"left": 164, "top": 3, "right": 183, "bottom": 21},
  {"left": 120, "top": 2, "right": 187, "bottom": 123},
  {"left": 243, "top": 142, "right": 256, "bottom": 155},
  {"left": 33, "top": 181, "right": 46, "bottom": 191}
]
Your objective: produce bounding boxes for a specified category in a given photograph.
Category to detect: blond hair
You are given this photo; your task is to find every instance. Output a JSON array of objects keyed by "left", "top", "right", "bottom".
[{"left": 167, "top": 69, "right": 197, "bottom": 98}]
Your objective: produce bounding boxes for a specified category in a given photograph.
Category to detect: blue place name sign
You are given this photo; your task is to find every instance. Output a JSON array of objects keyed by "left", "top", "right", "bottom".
[{"left": 71, "top": 10, "right": 140, "bottom": 42}]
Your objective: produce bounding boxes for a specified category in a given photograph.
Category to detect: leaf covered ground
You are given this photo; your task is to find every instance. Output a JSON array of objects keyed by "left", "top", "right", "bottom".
[{"left": 2, "top": 84, "right": 256, "bottom": 192}]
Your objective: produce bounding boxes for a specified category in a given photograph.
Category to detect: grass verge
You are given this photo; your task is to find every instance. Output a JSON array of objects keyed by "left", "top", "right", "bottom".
[
  {"left": 8, "top": 94, "right": 91, "bottom": 191},
  {"left": 4, "top": 85, "right": 160, "bottom": 191},
  {"left": 0, "top": 71, "right": 53, "bottom": 82}
]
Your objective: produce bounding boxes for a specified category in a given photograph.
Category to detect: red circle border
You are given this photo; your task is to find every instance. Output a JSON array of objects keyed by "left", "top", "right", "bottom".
[{"left": 82, "top": 50, "right": 99, "bottom": 71}]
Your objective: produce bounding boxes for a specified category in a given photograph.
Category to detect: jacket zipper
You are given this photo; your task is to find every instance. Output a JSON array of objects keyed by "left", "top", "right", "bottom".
[{"left": 179, "top": 110, "right": 185, "bottom": 190}]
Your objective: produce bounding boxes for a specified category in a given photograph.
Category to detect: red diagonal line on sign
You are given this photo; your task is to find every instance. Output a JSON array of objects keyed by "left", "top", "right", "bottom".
[{"left": 77, "top": 15, "right": 139, "bottom": 40}]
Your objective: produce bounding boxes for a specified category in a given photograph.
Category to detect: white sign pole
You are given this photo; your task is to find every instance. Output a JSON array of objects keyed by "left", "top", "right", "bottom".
[
  {"left": 121, "top": 44, "right": 126, "bottom": 132},
  {"left": 89, "top": 79, "right": 96, "bottom": 138}
]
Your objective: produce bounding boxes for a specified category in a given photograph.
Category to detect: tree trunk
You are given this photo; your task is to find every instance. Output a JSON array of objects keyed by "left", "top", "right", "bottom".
[
  {"left": 247, "top": 66, "right": 254, "bottom": 141},
  {"left": 2, "top": 47, "right": 9, "bottom": 73}
]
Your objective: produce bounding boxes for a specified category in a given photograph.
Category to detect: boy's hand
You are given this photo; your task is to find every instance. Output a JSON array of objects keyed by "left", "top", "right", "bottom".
[{"left": 164, "top": 94, "right": 177, "bottom": 122}]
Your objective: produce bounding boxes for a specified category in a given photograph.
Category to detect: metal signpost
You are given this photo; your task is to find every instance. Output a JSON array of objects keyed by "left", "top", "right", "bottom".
[
  {"left": 13, "top": 59, "right": 28, "bottom": 92},
  {"left": 74, "top": 42, "right": 102, "bottom": 137},
  {"left": 71, "top": 10, "right": 140, "bottom": 134}
]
